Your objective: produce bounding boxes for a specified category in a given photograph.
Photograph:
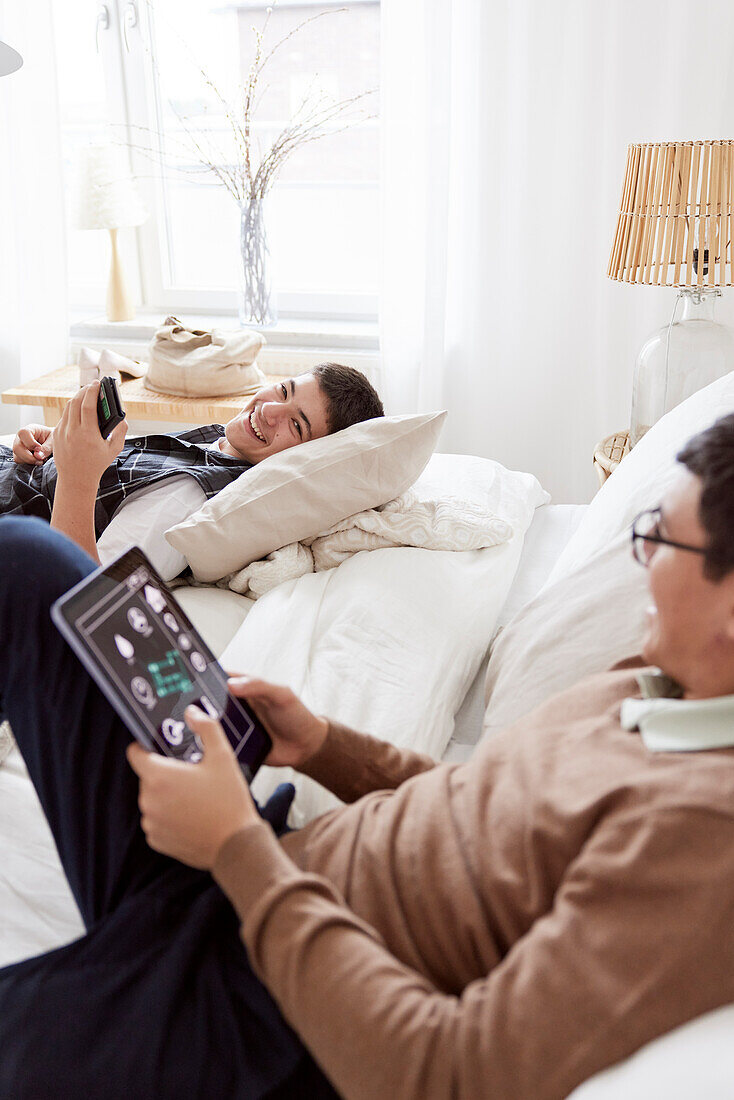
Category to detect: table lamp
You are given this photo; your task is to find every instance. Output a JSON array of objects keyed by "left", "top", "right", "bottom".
[
  {"left": 608, "top": 140, "right": 734, "bottom": 446},
  {"left": 74, "top": 144, "right": 147, "bottom": 322},
  {"left": 0, "top": 39, "right": 23, "bottom": 77}
]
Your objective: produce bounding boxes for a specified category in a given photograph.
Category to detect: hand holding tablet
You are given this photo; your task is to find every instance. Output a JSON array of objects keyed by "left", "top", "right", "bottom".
[
  {"left": 126, "top": 701, "right": 261, "bottom": 870},
  {"left": 51, "top": 547, "right": 272, "bottom": 783}
]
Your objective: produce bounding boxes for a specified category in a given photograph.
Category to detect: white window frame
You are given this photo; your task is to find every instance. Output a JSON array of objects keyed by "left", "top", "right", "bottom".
[{"left": 89, "top": 0, "right": 379, "bottom": 325}]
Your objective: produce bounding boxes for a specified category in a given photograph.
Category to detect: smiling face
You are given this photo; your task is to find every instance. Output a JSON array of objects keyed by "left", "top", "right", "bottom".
[
  {"left": 220, "top": 374, "right": 331, "bottom": 463},
  {"left": 641, "top": 466, "right": 734, "bottom": 698}
]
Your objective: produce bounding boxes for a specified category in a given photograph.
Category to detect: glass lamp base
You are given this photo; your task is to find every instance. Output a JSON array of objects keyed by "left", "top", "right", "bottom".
[{"left": 630, "top": 288, "right": 734, "bottom": 447}]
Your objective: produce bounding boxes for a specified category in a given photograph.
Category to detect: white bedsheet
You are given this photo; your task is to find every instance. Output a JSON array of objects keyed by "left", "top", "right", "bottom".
[
  {"left": 228, "top": 535, "right": 526, "bottom": 825},
  {"left": 0, "top": 745, "right": 84, "bottom": 965}
]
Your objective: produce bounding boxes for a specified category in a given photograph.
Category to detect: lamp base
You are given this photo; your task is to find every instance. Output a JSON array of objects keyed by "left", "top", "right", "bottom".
[
  {"left": 106, "top": 228, "right": 135, "bottom": 323},
  {"left": 630, "top": 288, "right": 734, "bottom": 446}
]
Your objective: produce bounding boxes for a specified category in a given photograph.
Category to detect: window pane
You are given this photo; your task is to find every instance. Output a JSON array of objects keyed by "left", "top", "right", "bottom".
[
  {"left": 55, "top": 0, "right": 117, "bottom": 306},
  {"left": 148, "top": 0, "right": 380, "bottom": 304}
]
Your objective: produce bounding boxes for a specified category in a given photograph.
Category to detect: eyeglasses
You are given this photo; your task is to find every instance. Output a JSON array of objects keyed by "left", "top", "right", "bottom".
[{"left": 630, "top": 507, "right": 708, "bottom": 567}]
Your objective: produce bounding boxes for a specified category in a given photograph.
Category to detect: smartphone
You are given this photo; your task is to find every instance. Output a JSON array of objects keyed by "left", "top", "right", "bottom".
[
  {"left": 51, "top": 546, "right": 272, "bottom": 782},
  {"left": 97, "top": 376, "right": 126, "bottom": 438}
]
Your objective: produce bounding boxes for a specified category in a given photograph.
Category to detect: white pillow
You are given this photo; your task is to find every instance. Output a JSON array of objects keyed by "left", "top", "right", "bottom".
[
  {"left": 568, "top": 1003, "right": 734, "bottom": 1100},
  {"left": 482, "top": 532, "right": 648, "bottom": 737},
  {"left": 547, "top": 369, "right": 734, "bottom": 586},
  {"left": 483, "top": 366, "right": 734, "bottom": 736},
  {"left": 166, "top": 410, "right": 446, "bottom": 582}
]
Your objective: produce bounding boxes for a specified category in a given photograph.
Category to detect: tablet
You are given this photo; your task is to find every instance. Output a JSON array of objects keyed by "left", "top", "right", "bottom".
[{"left": 51, "top": 547, "right": 271, "bottom": 782}]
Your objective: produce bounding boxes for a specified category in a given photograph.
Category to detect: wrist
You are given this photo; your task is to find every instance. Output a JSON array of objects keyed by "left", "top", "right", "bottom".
[
  {"left": 55, "top": 469, "right": 100, "bottom": 496},
  {"left": 301, "top": 716, "right": 329, "bottom": 766},
  {"left": 213, "top": 817, "right": 265, "bottom": 871}
]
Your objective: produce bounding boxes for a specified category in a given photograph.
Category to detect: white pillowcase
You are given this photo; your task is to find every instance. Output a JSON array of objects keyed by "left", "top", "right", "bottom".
[
  {"left": 547, "top": 368, "right": 734, "bottom": 586},
  {"left": 166, "top": 410, "right": 447, "bottom": 582},
  {"left": 483, "top": 366, "right": 734, "bottom": 736},
  {"left": 482, "top": 532, "right": 648, "bottom": 737}
]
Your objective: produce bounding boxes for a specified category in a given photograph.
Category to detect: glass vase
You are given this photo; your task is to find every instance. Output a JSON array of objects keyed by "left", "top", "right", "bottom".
[
  {"left": 238, "top": 198, "right": 277, "bottom": 328},
  {"left": 630, "top": 288, "right": 734, "bottom": 446}
]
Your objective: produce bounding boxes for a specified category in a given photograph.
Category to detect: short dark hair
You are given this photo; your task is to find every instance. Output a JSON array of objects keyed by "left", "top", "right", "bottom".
[
  {"left": 312, "top": 362, "right": 384, "bottom": 434},
  {"left": 677, "top": 412, "right": 734, "bottom": 580}
]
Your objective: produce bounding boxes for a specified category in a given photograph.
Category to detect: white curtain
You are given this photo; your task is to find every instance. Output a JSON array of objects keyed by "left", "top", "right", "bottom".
[
  {"left": 380, "top": 0, "right": 734, "bottom": 502},
  {"left": 0, "top": 0, "right": 68, "bottom": 435}
]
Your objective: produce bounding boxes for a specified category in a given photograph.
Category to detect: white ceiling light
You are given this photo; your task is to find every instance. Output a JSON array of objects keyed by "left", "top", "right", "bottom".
[{"left": 0, "top": 40, "right": 23, "bottom": 78}]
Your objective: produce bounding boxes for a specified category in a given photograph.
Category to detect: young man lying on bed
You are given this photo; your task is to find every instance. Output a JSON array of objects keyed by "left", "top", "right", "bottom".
[
  {"left": 0, "top": 362, "right": 383, "bottom": 579},
  {"left": 2, "top": 414, "right": 734, "bottom": 1100}
]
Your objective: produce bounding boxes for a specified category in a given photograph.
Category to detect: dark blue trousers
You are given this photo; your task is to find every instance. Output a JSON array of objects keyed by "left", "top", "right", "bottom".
[{"left": 0, "top": 518, "right": 337, "bottom": 1100}]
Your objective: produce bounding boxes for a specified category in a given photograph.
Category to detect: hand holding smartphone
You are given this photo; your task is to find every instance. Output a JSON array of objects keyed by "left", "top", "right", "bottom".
[{"left": 97, "top": 376, "right": 126, "bottom": 438}]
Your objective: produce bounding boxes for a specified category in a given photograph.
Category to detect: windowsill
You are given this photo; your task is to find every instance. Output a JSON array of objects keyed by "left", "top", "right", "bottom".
[{"left": 69, "top": 310, "right": 379, "bottom": 353}]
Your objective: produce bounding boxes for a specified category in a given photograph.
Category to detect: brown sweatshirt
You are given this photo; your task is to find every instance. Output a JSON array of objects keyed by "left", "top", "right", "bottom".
[{"left": 212, "top": 668, "right": 734, "bottom": 1100}]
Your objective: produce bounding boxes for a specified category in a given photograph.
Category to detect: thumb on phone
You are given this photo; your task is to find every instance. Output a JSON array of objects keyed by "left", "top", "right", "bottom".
[{"left": 107, "top": 419, "right": 128, "bottom": 455}]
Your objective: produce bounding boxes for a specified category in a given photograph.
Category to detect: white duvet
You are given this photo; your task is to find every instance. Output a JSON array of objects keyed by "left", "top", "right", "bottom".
[{"left": 229, "top": 537, "right": 524, "bottom": 824}]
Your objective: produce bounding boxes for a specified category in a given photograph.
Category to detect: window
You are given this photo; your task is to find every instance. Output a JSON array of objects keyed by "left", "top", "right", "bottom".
[{"left": 56, "top": 0, "right": 380, "bottom": 322}]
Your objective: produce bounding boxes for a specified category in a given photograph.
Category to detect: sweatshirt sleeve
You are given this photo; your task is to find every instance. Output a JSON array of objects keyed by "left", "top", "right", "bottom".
[
  {"left": 213, "top": 804, "right": 734, "bottom": 1100},
  {"left": 299, "top": 719, "right": 438, "bottom": 803}
]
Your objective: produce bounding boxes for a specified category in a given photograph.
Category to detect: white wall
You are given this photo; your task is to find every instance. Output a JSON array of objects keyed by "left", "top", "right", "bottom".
[{"left": 381, "top": 0, "right": 734, "bottom": 503}]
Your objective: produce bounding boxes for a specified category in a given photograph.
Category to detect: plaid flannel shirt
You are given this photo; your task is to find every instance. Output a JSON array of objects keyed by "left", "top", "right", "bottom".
[{"left": 0, "top": 425, "right": 252, "bottom": 537}]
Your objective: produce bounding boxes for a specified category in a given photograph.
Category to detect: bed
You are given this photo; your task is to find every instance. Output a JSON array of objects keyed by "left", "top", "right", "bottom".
[
  {"left": 0, "top": 439, "right": 549, "bottom": 962},
  {"left": 0, "top": 492, "right": 571, "bottom": 964},
  {"left": 2, "top": 372, "right": 734, "bottom": 1097}
]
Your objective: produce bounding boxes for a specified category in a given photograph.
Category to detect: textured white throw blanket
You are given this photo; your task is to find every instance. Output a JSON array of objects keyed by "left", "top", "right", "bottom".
[{"left": 223, "top": 489, "right": 513, "bottom": 599}]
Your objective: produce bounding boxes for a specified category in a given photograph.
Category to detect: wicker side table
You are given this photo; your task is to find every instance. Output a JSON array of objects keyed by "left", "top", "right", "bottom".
[{"left": 593, "top": 430, "right": 631, "bottom": 487}]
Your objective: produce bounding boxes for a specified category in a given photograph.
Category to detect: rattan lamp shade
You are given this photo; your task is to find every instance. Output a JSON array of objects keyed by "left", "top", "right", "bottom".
[{"left": 608, "top": 140, "right": 734, "bottom": 287}]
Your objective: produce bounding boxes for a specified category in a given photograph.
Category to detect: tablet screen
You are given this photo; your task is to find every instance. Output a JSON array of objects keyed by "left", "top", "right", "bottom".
[{"left": 52, "top": 548, "right": 271, "bottom": 781}]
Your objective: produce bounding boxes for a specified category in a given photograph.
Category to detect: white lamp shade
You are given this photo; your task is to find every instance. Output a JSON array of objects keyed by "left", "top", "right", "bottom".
[
  {"left": 0, "top": 40, "right": 23, "bottom": 77},
  {"left": 73, "top": 144, "right": 147, "bottom": 231}
]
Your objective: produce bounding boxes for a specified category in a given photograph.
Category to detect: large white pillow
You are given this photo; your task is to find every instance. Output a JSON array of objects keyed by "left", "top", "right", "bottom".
[
  {"left": 568, "top": 1002, "right": 734, "bottom": 1100},
  {"left": 166, "top": 410, "right": 446, "bottom": 582},
  {"left": 483, "top": 367, "right": 734, "bottom": 736},
  {"left": 547, "top": 369, "right": 734, "bottom": 586},
  {"left": 482, "top": 532, "right": 648, "bottom": 736}
]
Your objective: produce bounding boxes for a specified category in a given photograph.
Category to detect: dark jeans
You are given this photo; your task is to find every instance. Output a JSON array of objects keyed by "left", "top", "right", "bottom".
[{"left": 0, "top": 517, "right": 337, "bottom": 1100}]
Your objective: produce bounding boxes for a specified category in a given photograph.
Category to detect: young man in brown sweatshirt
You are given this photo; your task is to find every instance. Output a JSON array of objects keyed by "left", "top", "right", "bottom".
[{"left": 2, "top": 415, "right": 734, "bottom": 1098}]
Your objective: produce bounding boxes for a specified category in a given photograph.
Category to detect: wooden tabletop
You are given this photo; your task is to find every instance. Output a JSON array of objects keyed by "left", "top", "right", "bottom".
[{"left": 1, "top": 365, "right": 269, "bottom": 426}]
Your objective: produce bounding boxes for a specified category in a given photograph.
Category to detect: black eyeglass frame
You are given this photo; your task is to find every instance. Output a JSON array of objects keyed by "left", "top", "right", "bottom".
[{"left": 630, "top": 507, "right": 708, "bottom": 566}]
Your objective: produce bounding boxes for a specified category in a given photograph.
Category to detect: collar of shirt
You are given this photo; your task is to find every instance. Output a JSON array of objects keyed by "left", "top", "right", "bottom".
[
  {"left": 620, "top": 669, "right": 734, "bottom": 752},
  {"left": 207, "top": 435, "right": 252, "bottom": 462}
]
